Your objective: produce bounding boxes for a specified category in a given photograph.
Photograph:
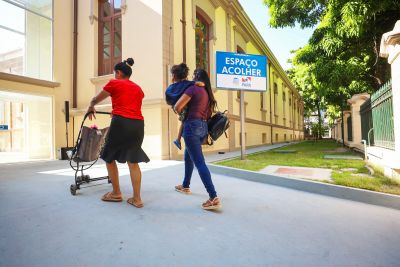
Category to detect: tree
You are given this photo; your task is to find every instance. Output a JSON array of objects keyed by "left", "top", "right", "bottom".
[
  {"left": 266, "top": 0, "right": 399, "bottom": 90},
  {"left": 287, "top": 59, "right": 327, "bottom": 138},
  {"left": 266, "top": 0, "right": 399, "bottom": 139},
  {"left": 265, "top": 0, "right": 400, "bottom": 89}
]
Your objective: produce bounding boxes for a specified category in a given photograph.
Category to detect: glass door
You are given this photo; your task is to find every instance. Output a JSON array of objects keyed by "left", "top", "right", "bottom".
[{"left": 0, "top": 91, "right": 52, "bottom": 163}]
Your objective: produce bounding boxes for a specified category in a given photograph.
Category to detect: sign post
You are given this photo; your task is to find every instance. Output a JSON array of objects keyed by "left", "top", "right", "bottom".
[
  {"left": 216, "top": 51, "right": 268, "bottom": 160},
  {"left": 240, "top": 90, "right": 245, "bottom": 160}
]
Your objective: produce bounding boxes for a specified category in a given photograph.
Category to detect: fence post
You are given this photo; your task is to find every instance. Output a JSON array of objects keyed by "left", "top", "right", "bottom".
[
  {"left": 379, "top": 20, "right": 400, "bottom": 180},
  {"left": 348, "top": 93, "right": 370, "bottom": 151},
  {"left": 380, "top": 21, "right": 400, "bottom": 158}
]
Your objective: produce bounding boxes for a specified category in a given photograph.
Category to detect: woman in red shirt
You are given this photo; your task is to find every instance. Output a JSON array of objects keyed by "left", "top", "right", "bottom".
[{"left": 87, "top": 58, "right": 149, "bottom": 208}]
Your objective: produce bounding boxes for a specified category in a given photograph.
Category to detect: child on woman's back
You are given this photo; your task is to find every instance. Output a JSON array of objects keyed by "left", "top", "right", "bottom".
[{"left": 165, "top": 63, "right": 203, "bottom": 150}]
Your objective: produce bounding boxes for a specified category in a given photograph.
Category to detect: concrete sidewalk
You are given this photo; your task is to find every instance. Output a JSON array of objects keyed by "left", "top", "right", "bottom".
[
  {"left": 1, "top": 160, "right": 400, "bottom": 267},
  {"left": 205, "top": 142, "right": 293, "bottom": 162}
]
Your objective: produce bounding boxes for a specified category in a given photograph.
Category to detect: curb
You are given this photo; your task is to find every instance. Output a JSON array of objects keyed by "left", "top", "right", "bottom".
[{"left": 208, "top": 164, "right": 400, "bottom": 211}]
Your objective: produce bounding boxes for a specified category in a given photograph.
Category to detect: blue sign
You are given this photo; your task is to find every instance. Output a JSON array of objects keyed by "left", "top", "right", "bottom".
[
  {"left": 0, "top": 125, "right": 9, "bottom": 130},
  {"left": 216, "top": 51, "right": 267, "bottom": 91}
]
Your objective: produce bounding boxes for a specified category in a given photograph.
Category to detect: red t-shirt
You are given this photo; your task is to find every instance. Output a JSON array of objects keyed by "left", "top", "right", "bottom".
[{"left": 103, "top": 79, "right": 144, "bottom": 120}]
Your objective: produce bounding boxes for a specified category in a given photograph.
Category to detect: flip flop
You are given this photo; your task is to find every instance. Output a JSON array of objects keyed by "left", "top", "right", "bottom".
[
  {"left": 175, "top": 185, "right": 192, "bottom": 194},
  {"left": 101, "top": 192, "right": 123, "bottom": 202},
  {"left": 202, "top": 197, "right": 222, "bottom": 210},
  {"left": 127, "top": 197, "right": 144, "bottom": 208}
]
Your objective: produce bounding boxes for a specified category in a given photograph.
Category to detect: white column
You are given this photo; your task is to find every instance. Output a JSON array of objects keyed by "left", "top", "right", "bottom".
[
  {"left": 347, "top": 93, "right": 370, "bottom": 150},
  {"left": 337, "top": 119, "right": 342, "bottom": 142},
  {"left": 380, "top": 21, "right": 400, "bottom": 157},
  {"left": 335, "top": 124, "right": 338, "bottom": 140},
  {"left": 343, "top": 111, "right": 351, "bottom": 145}
]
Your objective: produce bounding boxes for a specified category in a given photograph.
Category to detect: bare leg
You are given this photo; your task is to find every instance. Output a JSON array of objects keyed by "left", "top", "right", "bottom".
[
  {"left": 105, "top": 161, "right": 122, "bottom": 198},
  {"left": 173, "top": 123, "right": 184, "bottom": 150},
  {"left": 127, "top": 162, "right": 143, "bottom": 207},
  {"left": 177, "top": 123, "right": 183, "bottom": 142}
]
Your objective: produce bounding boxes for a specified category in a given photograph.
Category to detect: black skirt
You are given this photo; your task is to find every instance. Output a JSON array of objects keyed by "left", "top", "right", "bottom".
[{"left": 100, "top": 115, "right": 150, "bottom": 164}]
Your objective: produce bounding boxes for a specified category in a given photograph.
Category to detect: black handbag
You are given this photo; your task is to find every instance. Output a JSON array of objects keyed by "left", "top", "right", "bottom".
[{"left": 207, "top": 110, "right": 230, "bottom": 145}]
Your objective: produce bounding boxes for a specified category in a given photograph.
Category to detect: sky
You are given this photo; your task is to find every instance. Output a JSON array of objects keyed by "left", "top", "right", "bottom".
[{"left": 238, "top": 0, "right": 315, "bottom": 70}]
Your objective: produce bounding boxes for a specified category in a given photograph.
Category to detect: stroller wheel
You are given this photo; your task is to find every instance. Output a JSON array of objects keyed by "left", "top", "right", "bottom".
[
  {"left": 70, "top": 184, "right": 78, "bottom": 195},
  {"left": 76, "top": 176, "right": 82, "bottom": 183},
  {"left": 84, "top": 175, "right": 90, "bottom": 183}
]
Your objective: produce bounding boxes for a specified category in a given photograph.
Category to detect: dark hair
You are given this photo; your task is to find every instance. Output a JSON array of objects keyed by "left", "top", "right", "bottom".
[
  {"left": 193, "top": 68, "right": 217, "bottom": 113},
  {"left": 114, "top": 58, "right": 134, "bottom": 77},
  {"left": 171, "top": 63, "right": 189, "bottom": 81}
]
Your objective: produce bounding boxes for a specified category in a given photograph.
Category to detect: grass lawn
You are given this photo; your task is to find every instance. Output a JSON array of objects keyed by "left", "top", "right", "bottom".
[{"left": 217, "top": 140, "right": 400, "bottom": 195}]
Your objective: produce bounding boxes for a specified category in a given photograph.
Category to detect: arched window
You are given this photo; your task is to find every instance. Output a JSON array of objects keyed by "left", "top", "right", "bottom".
[
  {"left": 283, "top": 90, "right": 286, "bottom": 123},
  {"left": 98, "top": 0, "right": 122, "bottom": 75},
  {"left": 195, "top": 13, "right": 210, "bottom": 73},
  {"left": 237, "top": 46, "right": 245, "bottom": 54},
  {"left": 273, "top": 82, "right": 278, "bottom": 113},
  {"left": 236, "top": 46, "right": 245, "bottom": 99}
]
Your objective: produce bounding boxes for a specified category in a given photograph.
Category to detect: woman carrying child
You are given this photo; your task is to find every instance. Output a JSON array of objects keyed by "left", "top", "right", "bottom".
[{"left": 166, "top": 64, "right": 221, "bottom": 210}]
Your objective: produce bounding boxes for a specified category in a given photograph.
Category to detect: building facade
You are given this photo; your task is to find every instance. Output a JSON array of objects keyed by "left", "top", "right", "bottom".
[{"left": 0, "top": 0, "right": 304, "bottom": 162}]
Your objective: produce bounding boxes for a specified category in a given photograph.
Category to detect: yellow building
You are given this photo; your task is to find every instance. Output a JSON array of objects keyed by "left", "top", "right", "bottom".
[{"left": 0, "top": 0, "right": 304, "bottom": 162}]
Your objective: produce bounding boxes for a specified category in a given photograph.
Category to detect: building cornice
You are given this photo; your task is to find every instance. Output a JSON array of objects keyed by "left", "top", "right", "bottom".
[
  {"left": 0, "top": 72, "right": 60, "bottom": 88},
  {"left": 380, "top": 20, "right": 400, "bottom": 63},
  {"left": 232, "top": 25, "right": 250, "bottom": 43},
  {"left": 69, "top": 99, "right": 170, "bottom": 116},
  {"left": 209, "top": 0, "right": 221, "bottom": 8}
]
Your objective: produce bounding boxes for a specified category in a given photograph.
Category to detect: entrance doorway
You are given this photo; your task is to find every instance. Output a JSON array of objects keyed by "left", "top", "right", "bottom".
[{"left": 0, "top": 91, "right": 53, "bottom": 163}]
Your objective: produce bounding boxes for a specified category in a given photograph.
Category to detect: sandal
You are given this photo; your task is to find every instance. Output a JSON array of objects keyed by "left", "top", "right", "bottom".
[
  {"left": 101, "top": 192, "right": 123, "bottom": 202},
  {"left": 175, "top": 185, "right": 192, "bottom": 194},
  {"left": 127, "top": 197, "right": 144, "bottom": 208},
  {"left": 202, "top": 197, "right": 222, "bottom": 210}
]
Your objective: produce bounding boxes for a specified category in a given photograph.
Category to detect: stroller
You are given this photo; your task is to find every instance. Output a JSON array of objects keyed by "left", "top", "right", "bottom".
[{"left": 69, "top": 111, "right": 111, "bottom": 195}]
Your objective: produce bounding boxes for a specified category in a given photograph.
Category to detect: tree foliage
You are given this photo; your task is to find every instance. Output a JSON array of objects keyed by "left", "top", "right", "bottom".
[{"left": 265, "top": 0, "right": 399, "bottom": 122}]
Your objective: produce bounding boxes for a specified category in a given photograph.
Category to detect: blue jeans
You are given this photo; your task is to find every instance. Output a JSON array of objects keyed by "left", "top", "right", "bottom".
[{"left": 182, "top": 119, "right": 217, "bottom": 199}]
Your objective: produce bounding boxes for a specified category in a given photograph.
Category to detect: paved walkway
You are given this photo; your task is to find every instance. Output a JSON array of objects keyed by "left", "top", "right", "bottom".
[
  {"left": 205, "top": 142, "right": 293, "bottom": 162},
  {"left": 1, "top": 160, "right": 400, "bottom": 266},
  {"left": 260, "top": 165, "right": 333, "bottom": 182}
]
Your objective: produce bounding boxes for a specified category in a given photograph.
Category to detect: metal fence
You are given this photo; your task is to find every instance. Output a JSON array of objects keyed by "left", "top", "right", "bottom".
[
  {"left": 360, "top": 98, "right": 374, "bottom": 145},
  {"left": 370, "top": 79, "right": 395, "bottom": 150}
]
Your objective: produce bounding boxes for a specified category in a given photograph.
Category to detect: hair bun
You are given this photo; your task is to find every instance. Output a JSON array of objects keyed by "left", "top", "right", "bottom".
[{"left": 126, "top": 58, "right": 134, "bottom": 67}]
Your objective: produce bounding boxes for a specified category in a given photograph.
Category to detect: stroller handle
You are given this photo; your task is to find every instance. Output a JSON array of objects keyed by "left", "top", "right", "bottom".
[{"left": 83, "top": 111, "right": 111, "bottom": 121}]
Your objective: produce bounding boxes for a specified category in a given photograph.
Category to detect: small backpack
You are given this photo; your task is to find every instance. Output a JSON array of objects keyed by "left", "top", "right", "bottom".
[{"left": 207, "top": 110, "right": 230, "bottom": 145}]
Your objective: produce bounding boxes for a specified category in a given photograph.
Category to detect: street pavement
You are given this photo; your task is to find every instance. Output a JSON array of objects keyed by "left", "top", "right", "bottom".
[{"left": 1, "top": 160, "right": 400, "bottom": 267}]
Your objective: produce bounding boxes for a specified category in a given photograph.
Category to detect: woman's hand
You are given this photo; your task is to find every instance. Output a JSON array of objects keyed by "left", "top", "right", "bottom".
[
  {"left": 86, "top": 90, "right": 111, "bottom": 120},
  {"left": 174, "top": 94, "right": 192, "bottom": 114},
  {"left": 195, "top": 81, "right": 205, "bottom": 87},
  {"left": 87, "top": 105, "right": 96, "bottom": 120}
]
